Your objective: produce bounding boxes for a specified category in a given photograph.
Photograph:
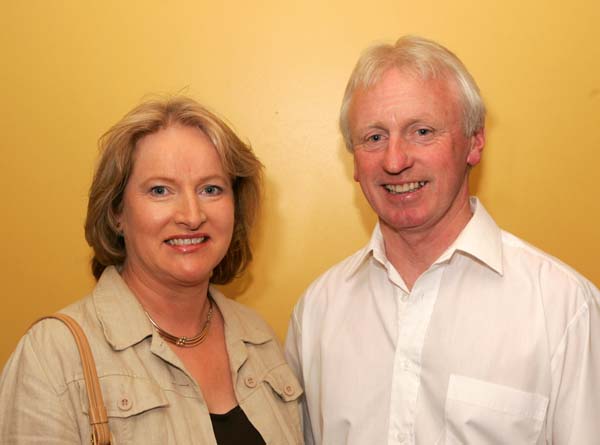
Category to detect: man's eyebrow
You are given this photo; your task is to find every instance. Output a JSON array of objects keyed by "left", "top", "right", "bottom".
[{"left": 355, "top": 122, "right": 388, "bottom": 132}]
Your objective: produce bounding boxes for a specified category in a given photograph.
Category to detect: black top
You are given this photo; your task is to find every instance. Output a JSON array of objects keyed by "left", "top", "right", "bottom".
[{"left": 210, "top": 405, "right": 265, "bottom": 445}]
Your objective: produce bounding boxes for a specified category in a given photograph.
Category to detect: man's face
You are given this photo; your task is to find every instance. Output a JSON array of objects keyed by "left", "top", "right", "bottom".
[{"left": 349, "top": 68, "right": 484, "bottom": 239}]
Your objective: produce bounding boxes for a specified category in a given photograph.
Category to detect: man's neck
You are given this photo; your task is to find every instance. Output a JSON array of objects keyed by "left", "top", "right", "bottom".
[{"left": 381, "top": 200, "right": 474, "bottom": 290}]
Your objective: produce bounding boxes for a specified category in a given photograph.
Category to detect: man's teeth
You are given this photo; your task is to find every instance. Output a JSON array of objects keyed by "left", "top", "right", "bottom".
[
  {"left": 167, "top": 237, "right": 206, "bottom": 246},
  {"left": 384, "top": 181, "right": 426, "bottom": 194}
]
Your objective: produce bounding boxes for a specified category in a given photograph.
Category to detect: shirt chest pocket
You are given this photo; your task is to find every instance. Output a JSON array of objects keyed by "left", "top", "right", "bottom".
[
  {"left": 442, "top": 375, "right": 549, "bottom": 445},
  {"left": 79, "top": 374, "right": 169, "bottom": 445}
]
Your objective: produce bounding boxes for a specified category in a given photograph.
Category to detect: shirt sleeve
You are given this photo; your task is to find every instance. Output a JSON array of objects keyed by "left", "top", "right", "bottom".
[
  {"left": 0, "top": 331, "right": 80, "bottom": 444},
  {"left": 548, "top": 283, "right": 600, "bottom": 443},
  {"left": 285, "top": 305, "right": 316, "bottom": 445}
]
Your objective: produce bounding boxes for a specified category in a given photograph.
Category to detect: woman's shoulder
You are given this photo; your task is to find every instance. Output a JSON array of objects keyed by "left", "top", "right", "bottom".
[
  {"left": 29, "top": 289, "right": 92, "bottom": 329},
  {"left": 30, "top": 292, "right": 100, "bottom": 342},
  {"left": 3, "top": 293, "right": 96, "bottom": 394}
]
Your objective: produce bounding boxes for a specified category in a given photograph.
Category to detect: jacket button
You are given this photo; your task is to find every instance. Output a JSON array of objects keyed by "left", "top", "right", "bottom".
[
  {"left": 245, "top": 376, "right": 257, "bottom": 388},
  {"left": 118, "top": 396, "right": 133, "bottom": 411},
  {"left": 284, "top": 384, "right": 295, "bottom": 396}
]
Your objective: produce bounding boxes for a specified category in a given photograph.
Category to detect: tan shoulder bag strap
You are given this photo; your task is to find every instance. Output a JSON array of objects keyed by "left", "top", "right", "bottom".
[{"left": 34, "top": 314, "right": 112, "bottom": 445}]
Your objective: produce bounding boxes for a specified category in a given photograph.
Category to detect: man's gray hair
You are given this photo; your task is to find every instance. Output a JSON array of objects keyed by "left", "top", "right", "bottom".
[{"left": 339, "top": 35, "right": 486, "bottom": 151}]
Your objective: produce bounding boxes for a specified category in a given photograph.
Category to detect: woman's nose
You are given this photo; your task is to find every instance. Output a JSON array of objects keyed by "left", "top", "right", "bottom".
[{"left": 174, "top": 192, "right": 207, "bottom": 229}]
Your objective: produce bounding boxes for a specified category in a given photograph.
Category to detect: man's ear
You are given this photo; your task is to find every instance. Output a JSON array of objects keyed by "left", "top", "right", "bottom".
[
  {"left": 467, "top": 128, "right": 485, "bottom": 167},
  {"left": 353, "top": 154, "right": 360, "bottom": 182}
]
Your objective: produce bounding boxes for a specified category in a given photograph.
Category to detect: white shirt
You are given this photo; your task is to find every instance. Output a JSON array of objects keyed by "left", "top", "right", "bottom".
[{"left": 285, "top": 198, "right": 600, "bottom": 445}]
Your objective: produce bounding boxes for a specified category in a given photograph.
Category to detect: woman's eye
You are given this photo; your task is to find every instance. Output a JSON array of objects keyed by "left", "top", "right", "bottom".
[
  {"left": 150, "top": 186, "right": 168, "bottom": 196},
  {"left": 202, "top": 185, "right": 222, "bottom": 196}
]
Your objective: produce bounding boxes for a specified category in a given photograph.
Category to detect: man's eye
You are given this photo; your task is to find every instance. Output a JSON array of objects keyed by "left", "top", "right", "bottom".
[
  {"left": 150, "top": 186, "right": 168, "bottom": 196},
  {"left": 417, "top": 128, "right": 432, "bottom": 136},
  {"left": 368, "top": 134, "right": 383, "bottom": 142}
]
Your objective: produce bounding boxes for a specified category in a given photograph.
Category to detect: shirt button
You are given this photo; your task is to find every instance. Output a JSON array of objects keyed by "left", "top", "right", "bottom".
[
  {"left": 284, "top": 384, "right": 295, "bottom": 396},
  {"left": 245, "top": 376, "right": 257, "bottom": 388},
  {"left": 117, "top": 396, "right": 132, "bottom": 411}
]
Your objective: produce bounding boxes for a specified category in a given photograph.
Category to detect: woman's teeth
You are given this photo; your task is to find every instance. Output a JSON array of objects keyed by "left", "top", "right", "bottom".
[{"left": 167, "top": 237, "right": 206, "bottom": 246}]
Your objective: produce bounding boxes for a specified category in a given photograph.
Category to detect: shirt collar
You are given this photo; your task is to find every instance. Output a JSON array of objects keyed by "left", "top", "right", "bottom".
[
  {"left": 347, "top": 197, "right": 504, "bottom": 277},
  {"left": 436, "top": 197, "right": 504, "bottom": 275},
  {"left": 347, "top": 223, "right": 385, "bottom": 277}
]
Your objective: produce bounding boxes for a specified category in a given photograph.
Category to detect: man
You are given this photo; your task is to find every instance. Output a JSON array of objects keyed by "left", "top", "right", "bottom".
[{"left": 285, "top": 36, "right": 600, "bottom": 444}]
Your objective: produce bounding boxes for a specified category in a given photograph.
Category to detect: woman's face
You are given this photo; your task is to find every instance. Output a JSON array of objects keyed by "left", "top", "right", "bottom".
[{"left": 117, "top": 123, "right": 234, "bottom": 290}]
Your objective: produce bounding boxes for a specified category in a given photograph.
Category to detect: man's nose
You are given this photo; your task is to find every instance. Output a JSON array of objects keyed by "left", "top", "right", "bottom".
[
  {"left": 382, "top": 136, "right": 412, "bottom": 174},
  {"left": 175, "top": 191, "right": 207, "bottom": 230}
]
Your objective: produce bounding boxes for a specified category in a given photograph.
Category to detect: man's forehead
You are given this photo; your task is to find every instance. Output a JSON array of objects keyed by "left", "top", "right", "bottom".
[
  {"left": 349, "top": 70, "right": 460, "bottom": 120},
  {"left": 360, "top": 67, "right": 458, "bottom": 98}
]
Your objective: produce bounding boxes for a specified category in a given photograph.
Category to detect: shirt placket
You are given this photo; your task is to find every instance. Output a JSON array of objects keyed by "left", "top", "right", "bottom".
[{"left": 387, "top": 266, "right": 444, "bottom": 445}]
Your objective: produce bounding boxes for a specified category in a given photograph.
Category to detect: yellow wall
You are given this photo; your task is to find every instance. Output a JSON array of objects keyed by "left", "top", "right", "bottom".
[{"left": 1, "top": 1, "right": 599, "bottom": 366}]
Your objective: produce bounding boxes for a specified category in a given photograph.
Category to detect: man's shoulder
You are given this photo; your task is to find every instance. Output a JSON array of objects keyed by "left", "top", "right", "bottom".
[
  {"left": 499, "top": 229, "right": 598, "bottom": 297},
  {"left": 300, "top": 245, "right": 370, "bottom": 304}
]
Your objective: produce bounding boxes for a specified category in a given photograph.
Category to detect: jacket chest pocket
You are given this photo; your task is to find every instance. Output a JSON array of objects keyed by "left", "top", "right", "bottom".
[
  {"left": 442, "top": 375, "right": 549, "bottom": 445},
  {"left": 239, "top": 363, "right": 303, "bottom": 444},
  {"left": 79, "top": 374, "right": 169, "bottom": 445}
]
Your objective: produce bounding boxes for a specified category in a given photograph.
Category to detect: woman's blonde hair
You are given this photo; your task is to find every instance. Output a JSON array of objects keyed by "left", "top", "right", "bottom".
[{"left": 85, "top": 96, "right": 263, "bottom": 284}]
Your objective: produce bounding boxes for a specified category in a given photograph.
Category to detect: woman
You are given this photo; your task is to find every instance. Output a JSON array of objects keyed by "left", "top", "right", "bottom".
[{"left": 0, "top": 96, "right": 303, "bottom": 444}]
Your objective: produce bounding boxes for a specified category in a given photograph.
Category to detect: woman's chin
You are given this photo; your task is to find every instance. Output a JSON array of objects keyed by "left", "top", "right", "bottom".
[{"left": 167, "top": 269, "right": 214, "bottom": 288}]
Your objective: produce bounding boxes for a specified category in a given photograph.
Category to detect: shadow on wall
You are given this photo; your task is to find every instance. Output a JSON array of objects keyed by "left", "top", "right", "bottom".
[
  {"left": 469, "top": 110, "right": 495, "bottom": 197},
  {"left": 218, "top": 174, "right": 280, "bottom": 299},
  {"left": 337, "top": 138, "right": 378, "bottom": 233}
]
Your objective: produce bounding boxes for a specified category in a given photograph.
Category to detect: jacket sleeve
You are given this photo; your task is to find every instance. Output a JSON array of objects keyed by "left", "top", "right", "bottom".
[
  {"left": 548, "top": 283, "right": 600, "bottom": 443},
  {"left": 0, "top": 330, "right": 81, "bottom": 444}
]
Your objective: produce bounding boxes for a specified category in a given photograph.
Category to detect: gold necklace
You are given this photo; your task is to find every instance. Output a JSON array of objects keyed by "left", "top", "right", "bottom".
[{"left": 145, "top": 297, "right": 214, "bottom": 347}]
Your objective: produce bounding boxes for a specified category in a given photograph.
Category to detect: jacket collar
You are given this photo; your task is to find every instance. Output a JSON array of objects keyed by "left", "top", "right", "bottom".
[
  {"left": 210, "top": 286, "right": 274, "bottom": 374},
  {"left": 209, "top": 286, "right": 272, "bottom": 346},
  {"left": 92, "top": 267, "right": 272, "bottom": 352},
  {"left": 92, "top": 266, "right": 152, "bottom": 351}
]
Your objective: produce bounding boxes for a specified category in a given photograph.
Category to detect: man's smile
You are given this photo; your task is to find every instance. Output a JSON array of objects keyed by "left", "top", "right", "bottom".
[{"left": 383, "top": 181, "right": 427, "bottom": 194}]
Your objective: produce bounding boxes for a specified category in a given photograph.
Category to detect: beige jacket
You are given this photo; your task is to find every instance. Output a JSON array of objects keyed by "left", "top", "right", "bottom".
[{"left": 0, "top": 267, "right": 303, "bottom": 444}]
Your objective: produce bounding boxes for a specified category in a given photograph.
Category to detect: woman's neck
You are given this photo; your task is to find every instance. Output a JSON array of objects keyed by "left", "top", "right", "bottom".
[{"left": 120, "top": 264, "right": 212, "bottom": 336}]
